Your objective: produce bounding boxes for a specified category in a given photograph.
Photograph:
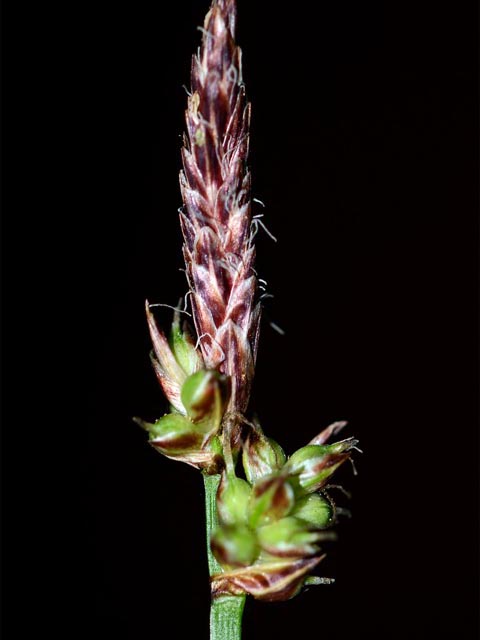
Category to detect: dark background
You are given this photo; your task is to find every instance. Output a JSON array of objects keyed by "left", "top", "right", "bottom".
[{"left": 2, "top": 0, "right": 478, "bottom": 638}]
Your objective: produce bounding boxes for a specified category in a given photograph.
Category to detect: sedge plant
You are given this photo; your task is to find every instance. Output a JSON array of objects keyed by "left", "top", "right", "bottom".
[{"left": 136, "top": 1, "right": 359, "bottom": 638}]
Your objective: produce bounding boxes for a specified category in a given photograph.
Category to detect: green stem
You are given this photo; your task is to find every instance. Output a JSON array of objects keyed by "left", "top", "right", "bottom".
[
  {"left": 203, "top": 473, "right": 246, "bottom": 640},
  {"left": 210, "top": 596, "right": 246, "bottom": 640}
]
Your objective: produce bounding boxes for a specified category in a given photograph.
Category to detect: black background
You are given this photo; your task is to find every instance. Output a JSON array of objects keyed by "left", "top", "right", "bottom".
[{"left": 2, "top": 1, "right": 478, "bottom": 638}]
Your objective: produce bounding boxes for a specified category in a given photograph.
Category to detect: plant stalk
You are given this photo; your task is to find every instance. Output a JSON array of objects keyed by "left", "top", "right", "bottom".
[{"left": 203, "top": 474, "right": 246, "bottom": 640}]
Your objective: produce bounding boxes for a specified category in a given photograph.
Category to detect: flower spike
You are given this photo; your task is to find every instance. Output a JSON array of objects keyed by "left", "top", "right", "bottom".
[{"left": 138, "top": 0, "right": 360, "bottom": 633}]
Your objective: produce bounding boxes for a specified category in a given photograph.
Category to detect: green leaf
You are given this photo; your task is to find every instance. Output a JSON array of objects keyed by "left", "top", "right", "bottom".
[
  {"left": 181, "top": 370, "right": 229, "bottom": 426},
  {"left": 257, "top": 517, "right": 334, "bottom": 558},
  {"left": 291, "top": 494, "right": 334, "bottom": 529},
  {"left": 217, "top": 475, "right": 252, "bottom": 526},
  {"left": 287, "top": 440, "right": 357, "bottom": 494},
  {"left": 211, "top": 525, "right": 259, "bottom": 567},
  {"left": 169, "top": 313, "right": 203, "bottom": 375},
  {"left": 242, "top": 431, "right": 286, "bottom": 484},
  {"left": 134, "top": 413, "right": 204, "bottom": 454},
  {"left": 247, "top": 474, "right": 295, "bottom": 529}
]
